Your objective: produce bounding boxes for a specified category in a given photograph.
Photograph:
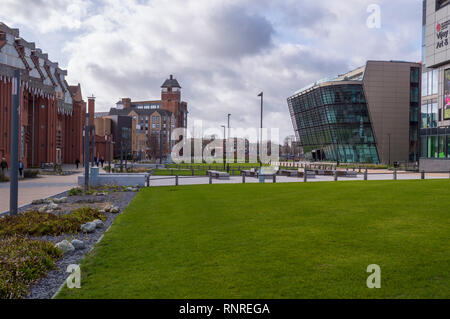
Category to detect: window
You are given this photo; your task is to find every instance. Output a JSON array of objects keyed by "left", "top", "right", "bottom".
[
  {"left": 432, "top": 70, "right": 438, "bottom": 95},
  {"left": 422, "top": 72, "right": 428, "bottom": 97},
  {"left": 436, "top": 0, "right": 450, "bottom": 11}
]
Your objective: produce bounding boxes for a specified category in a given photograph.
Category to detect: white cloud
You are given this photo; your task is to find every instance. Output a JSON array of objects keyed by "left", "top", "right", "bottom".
[{"left": 0, "top": 0, "right": 422, "bottom": 140}]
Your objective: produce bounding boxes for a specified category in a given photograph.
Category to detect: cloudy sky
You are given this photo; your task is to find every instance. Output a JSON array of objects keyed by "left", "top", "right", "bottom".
[{"left": 1, "top": 0, "right": 422, "bottom": 140}]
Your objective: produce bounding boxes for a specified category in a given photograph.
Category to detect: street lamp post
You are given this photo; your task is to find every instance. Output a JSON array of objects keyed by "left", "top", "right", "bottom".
[
  {"left": 388, "top": 133, "right": 391, "bottom": 166},
  {"left": 108, "top": 134, "right": 112, "bottom": 171},
  {"left": 221, "top": 125, "right": 226, "bottom": 170},
  {"left": 84, "top": 114, "right": 90, "bottom": 191},
  {"left": 227, "top": 113, "right": 231, "bottom": 167},
  {"left": 257, "top": 92, "right": 263, "bottom": 167},
  {"left": 9, "top": 70, "right": 20, "bottom": 216}
]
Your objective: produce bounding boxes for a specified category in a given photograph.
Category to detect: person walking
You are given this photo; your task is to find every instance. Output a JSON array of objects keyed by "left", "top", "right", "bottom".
[
  {"left": 1, "top": 158, "right": 8, "bottom": 175},
  {"left": 75, "top": 158, "right": 80, "bottom": 169},
  {"left": 18, "top": 160, "right": 24, "bottom": 177},
  {"left": 100, "top": 157, "right": 104, "bottom": 167}
]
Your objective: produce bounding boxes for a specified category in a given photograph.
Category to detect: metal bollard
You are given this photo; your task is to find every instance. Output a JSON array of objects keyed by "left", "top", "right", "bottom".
[
  {"left": 359, "top": 166, "right": 361, "bottom": 173},
  {"left": 242, "top": 173, "right": 246, "bottom": 184},
  {"left": 421, "top": 171, "right": 425, "bottom": 180},
  {"left": 364, "top": 169, "right": 368, "bottom": 181},
  {"left": 209, "top": 175, "right": 212, "bottom": 184},
  {"left": 273, "top": 174, "right": 276, "bottom": 183},
  {"left": 393, "top": 169, "right": 397, "bottom": 180},
  {"left": 175, "top": 175, "right": 179, "bottom": 186},
  {"left": 303, "top": 170, "right": 307, "bottom": 183},
  {"left": 334, "top": 171, "right": 338, "bottom": 181}
]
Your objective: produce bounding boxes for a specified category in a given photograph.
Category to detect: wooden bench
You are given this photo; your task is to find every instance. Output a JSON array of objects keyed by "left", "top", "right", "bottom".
[
  {"left": 241, "top": 168, "right": 257, "bottom": 177},
  {"left": 207, "top": 170, "right": 230, "bottom": 179},
  {"left": 280, "top": 169, "right": 298, "bottom": 177}
]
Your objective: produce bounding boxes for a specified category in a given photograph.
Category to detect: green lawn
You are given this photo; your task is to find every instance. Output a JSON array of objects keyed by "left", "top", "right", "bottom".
[{"left": 57, "top": 180, "right": 450, "bottom": 299}]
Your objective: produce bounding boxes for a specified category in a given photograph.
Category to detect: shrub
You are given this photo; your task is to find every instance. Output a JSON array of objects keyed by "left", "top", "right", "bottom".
[
  {"left": 68, "top": 187, "right": 83, "bottom": 196},
  {"left": 23, "top": 169, "right": 39, "bottom": 179},
  {"left": 0, "top": 174, "right": 9, "bottom": 182},
  {"left": 0, "top": 235, "right": 62, "bottom": 299},
  {"left": 0, "top": 207, "right": 106, "bottom": 237}
]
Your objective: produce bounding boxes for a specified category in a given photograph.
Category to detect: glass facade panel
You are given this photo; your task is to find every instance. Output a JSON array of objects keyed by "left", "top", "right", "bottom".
[{"left": 288, "top": 84, "right": 379, "bottom": 163}]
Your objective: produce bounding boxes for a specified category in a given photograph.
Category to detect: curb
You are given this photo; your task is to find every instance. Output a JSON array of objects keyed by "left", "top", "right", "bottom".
[{"left": 0, "top": 190, "right": 70, "bottom": 217}]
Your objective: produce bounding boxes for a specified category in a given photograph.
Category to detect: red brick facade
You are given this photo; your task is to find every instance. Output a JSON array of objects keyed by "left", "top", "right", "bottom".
[{"left": 0, "top": 23, "right": 86, "bottom": 168}]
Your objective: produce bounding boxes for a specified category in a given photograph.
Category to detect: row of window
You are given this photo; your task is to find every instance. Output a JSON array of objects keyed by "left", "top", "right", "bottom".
[
  {"left": 421, "top": 135, "right": 450, "bottom": 159},
  {"left": 289, "top": 85, "right": 367, "bottom": 114},
  {"left": 422, "top": 69, "right": 438, "bottom": 97}
]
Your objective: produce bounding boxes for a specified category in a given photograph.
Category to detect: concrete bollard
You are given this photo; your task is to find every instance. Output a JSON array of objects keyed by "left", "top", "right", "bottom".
[
  {"left": 242, "top": 174, "right": 246, "bottom": 184},
  {"left": 209, "top": 175, "right": 212, "bottom": 184},
  {"left": 175, "top": 175, "right": 179, "bottom": 186},
  {"left": 421, "top": 171, "right": 425, "bottom": 180},
  {"left": 273, "top": 174, "right": 276, "bottom": 183},
  {"left": 192, "top": 169, "right": 194, "bottom": 176},
  {"left": 393, "top": 169, "right": 397, "bottom": 180},
  {"left": 334, "top": 171, "right": 338, "bottom": 181},
  {"left": 364, "top": 169, "right": 368, "bottom": 181},
  {"left": 303, "top": 170, "right": 307, "bottom": 183}
]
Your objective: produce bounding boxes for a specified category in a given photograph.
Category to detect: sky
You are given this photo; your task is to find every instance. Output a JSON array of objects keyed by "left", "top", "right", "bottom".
[{"left": 1, "top": 0, "right": 423, "bottom": 141}]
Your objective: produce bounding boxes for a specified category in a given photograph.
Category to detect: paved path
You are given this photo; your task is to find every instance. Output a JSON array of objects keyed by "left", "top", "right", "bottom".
[
  {"left": 0, "top": 172, "right": 82, "bottom": 213},
  {"left": 149, "top": 172, "right": 450, "bottom": 187}
]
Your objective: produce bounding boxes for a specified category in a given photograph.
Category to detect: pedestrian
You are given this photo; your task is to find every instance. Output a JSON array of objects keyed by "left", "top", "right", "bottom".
[
  {"left": 19, "top": 159, "right": 24, "bottom": 177},
  {"left": 100, "top": 157, "right": 104, "bottom": 167},
  {"left": 75, "top": 158, "right": 80, "bottom": 169},
  {"left": 1, "top": 157, "right": 8, "bottom": 175}
]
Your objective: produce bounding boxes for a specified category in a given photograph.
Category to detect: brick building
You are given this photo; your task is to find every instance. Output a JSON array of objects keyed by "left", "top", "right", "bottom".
[
  {"left": 103, "top": 75, "right": 188, "bottom": 160},
  {"left": 0, "top": 22, "right": 86, "bottom": 168}
]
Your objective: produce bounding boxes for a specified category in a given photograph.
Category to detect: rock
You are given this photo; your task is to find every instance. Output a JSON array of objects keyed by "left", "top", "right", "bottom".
[
  {"left": 71, "top": 239, "right": 85, "bottom": 250},
  {"left": 92, "top": 219, "right": 104, "bottom": 228},
  {"left": 80, "top": 222, "right": 97, "bottom": 233},
  {"left": 132, "top": 188, "right": 138, "bottom": 192},
  {"left": 59, "top": 197, "right": 68, "bottom": 203},
  {"left": 32, "top": 199, "right": 44, "bottom": 205},
  {"left": 110, "top": 206, "right": 120, "bottom": 214},
  {"left": 48, "top": 202, "right": 59, "bottom": 210},
  {"left": 98, "top": 209, "right": 106, "bottom": 214},
  {"left": 55, "top": 240, "right": 75, "bottom": 254},
  {"left": 126, "top": 187, "right": 133, "bottom": 192}
]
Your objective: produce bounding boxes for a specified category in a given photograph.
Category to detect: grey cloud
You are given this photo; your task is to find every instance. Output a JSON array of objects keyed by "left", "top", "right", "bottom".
[{"left": 206, "top": 5, "right": 274, "bottom": 58}]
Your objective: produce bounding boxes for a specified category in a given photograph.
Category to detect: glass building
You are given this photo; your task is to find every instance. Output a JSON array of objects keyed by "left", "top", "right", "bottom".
[{"left": 288, "top": 61, "right": 421, "bottom": 164}]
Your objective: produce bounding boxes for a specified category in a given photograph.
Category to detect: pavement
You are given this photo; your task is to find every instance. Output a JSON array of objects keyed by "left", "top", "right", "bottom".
[
  {"left": 149, "top": 171, "right": 450, "bottom": 187},
  {"left": 0, "top": 167, "right": 82, "bottom": 214}
]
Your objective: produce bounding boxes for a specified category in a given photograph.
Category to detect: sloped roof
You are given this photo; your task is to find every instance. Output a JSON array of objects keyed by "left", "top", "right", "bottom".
[{"left": 161, "top": 75, "right": 181, "bottom": 88}]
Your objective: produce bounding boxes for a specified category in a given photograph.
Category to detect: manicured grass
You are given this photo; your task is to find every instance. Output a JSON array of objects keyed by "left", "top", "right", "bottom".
[{"left": 57, "top": 180, "right": 450, "bottom": 299}]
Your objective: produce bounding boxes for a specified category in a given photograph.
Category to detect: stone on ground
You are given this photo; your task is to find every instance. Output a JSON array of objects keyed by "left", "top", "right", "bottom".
[{"left": 55, "top": 240, "right": 75, "bottom": 254}]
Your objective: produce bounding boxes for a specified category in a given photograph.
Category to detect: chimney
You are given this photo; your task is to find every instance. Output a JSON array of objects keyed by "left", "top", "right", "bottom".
[
  {"left": 88, "top": 95, "right": 95, "bottom": 124},
  {"left": 170, "top": 74, "right": 173, "bottom": 80}
]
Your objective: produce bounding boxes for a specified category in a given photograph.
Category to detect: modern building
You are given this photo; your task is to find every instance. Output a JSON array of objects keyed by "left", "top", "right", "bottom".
[
  {"left": 105, "top": 75, "right": 188, "bottom": 161},
  {"left": 287, "top": 61, "right": 421, "bottom": 164},
  {"left": 420, "top": 0, "right": 450, "bottom": 171},
  {"left": 0, "top": 22, "right": 86, "bottom": 168}
]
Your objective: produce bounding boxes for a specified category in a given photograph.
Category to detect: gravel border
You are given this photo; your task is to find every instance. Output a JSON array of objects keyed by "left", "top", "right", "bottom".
[{"left": 24, "top": 190, "right": 138, "bottom": 299}]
